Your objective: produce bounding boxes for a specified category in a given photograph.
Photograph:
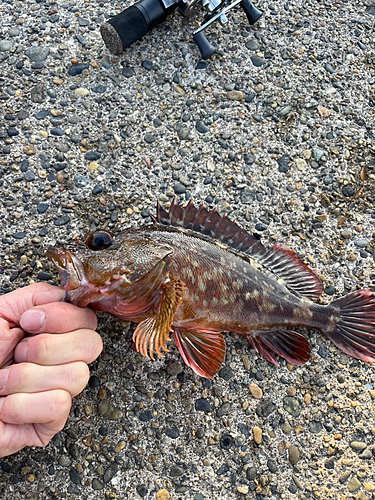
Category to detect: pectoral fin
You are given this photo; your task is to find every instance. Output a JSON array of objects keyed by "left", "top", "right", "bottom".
[
  {"left": 133, "top": 279, "right": 186, "bottom": 360},
  {"left": 247, "top": 329, "right": 310, "bottom": 366},
  {"left": 173, "top": 328, "right": 226, "bottom": 379}
]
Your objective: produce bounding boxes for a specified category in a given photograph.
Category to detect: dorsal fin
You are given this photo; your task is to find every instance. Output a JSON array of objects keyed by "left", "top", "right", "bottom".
[{"left": 152, "top": 200, "right": 323, "bottom": 301}]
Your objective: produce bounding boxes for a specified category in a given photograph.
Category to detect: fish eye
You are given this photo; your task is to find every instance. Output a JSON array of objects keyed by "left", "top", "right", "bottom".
[{"left": 85, "top": 230, "right": 113, "bottom": 251}]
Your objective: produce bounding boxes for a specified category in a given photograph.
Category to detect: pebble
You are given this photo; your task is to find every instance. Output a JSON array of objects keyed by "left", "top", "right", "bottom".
[
  {"left": 226, "top": 90, "right": 244, "bottom": 101},
  {"left": 348, "top": 477, "right": 361, "bottom": 493},
  {"left": 0, "top": 41, "right": 13, "bottom": 52},
  {"left": 196, "top": 121, "right": 209, "bottom": 134},
  {"left": 250, "top": 55, "right": 265, "bottom": 67},
  {"left": 249, "top": 383, "right": 263, "bottom": 399},
  {"left": 68, "top": 64, "right": 89, "bottom": 76},
  {"left": 252, "top": 426, "right": 262, "bottom": 444},
  {"left": 75, "top": 88, "right": 89, "bottom": 96},
  {"left": 25, "top": 46, "right": 50, "bottom": 62},
  {"left": 156, "top": 489, "right": 170, "bottom": 500},
  {"left": 283, "top": 396, "right": 301, "bottom": 417},
  {"left": 288, "top": 446, "right": 300, "bottom": 465},
  {"left": 237, "top": 485, "right": 249, "bottom": 494}
]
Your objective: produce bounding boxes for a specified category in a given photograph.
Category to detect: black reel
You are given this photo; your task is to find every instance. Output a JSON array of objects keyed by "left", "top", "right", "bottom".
[{"left": 100, "top": 0, "right": 263, "bottom": 59}]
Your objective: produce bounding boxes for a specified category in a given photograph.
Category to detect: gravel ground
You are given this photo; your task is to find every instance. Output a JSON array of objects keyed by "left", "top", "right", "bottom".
[{"left": 1, "top": 0, "right": 375, "bottom": 498}]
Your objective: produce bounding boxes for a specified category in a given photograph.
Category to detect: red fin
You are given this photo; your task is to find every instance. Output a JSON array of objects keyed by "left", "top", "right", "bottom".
[
  {"left": 258, "top": 244, "right": 323, "bottom": 301},
  {"left": 153, "top": 200, "right": 322, "bottom": 301},
  {"left": 133, "top": 279, "right": 186, "bottom": 360},
  {"left": 173, "top": 328, "right": 225, "bottom": 378},
  {"left": 326, "top": 289, "right": 375, "bottom": 362},
  {"left": 247, "top": 329, "right": 310, "bottom": 366}
]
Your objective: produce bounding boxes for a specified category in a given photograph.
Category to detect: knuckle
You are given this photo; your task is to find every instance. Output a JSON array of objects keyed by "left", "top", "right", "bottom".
[
  {"left": 50, "top": 390, "right": 71, "bottom": 419},
  {"left": 66, "top": 362, "right": 89, "bottom": 391}
]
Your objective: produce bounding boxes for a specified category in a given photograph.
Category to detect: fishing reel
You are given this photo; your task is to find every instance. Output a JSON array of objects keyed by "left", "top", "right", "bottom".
[{"left": 100, "top": 0, "right": 263, "bottom": 60}]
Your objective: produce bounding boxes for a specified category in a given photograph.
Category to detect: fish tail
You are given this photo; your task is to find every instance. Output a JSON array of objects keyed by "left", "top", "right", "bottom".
[{"left": 324, "top": 289, "right": 375, "bottom": 362}]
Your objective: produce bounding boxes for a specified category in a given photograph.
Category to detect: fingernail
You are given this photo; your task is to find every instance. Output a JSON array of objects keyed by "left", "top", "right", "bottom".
[
  {"left": 0, "top": 397, "right": 4, "bottom": 414},
  {"left": 0, "top": 369, "right": 10, "bottom": 391},
  {"left": 20, "top": 309, "right": 45, "bottom": 332},
  {"left": 15, "top": 341, "right": 28, "bottom": 363}
]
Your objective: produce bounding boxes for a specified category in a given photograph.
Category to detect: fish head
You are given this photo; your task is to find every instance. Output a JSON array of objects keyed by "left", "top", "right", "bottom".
[{"left": 47, "top": 227, "right": 173, "bottom": 307}]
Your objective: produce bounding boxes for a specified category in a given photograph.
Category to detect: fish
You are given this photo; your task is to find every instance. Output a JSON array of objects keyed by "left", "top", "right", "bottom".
[{"left": 47, "top": 199, "right": 375, "bottom": 378}]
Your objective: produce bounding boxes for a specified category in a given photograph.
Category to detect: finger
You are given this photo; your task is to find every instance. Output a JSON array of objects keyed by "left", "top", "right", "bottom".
[
  {"left": 0, "top": 283, "right": 65, "bottom": 328},
  {"left": 0, "top": 320, "right": 24, "bottom": 368},
  {"left": 20, "top": 302, "right": 97, "bottom": 334},
  {"left": 14, "top": 329, "right": 103, "bottom": 365},
  {"left": 0, "top": 389, "right": 71, "bottom": 427},
  {"left": 0, "top": 361, "right": 90, "bottom": 398},
  {"left": 0, "top": 390, "right": 72, "bottom": 457}
]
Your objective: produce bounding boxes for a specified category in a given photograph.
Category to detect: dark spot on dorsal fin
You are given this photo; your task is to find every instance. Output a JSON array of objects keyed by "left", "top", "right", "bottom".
[{"left": 152, "top": 199, "right": 323, "bottom": 301}]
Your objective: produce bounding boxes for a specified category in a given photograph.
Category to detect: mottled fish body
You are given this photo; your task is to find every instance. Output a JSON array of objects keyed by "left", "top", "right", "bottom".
[{"left": 48, "top": 200, "right": 375, "bottom": 378}]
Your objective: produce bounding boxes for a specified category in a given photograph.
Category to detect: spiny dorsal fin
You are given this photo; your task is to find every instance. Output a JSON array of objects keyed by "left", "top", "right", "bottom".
[{"left": 152, "top": 199, "right": 323, "bottom": 301}]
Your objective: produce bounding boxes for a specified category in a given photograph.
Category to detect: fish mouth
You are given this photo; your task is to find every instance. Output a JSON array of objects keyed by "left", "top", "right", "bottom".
[{"left": 46, "top": 247, "right": 88, "bottom": 290}]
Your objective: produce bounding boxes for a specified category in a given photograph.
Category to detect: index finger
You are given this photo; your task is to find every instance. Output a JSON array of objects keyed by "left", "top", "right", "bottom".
[
  {"left": 20, "top": 302, "right": 97, "bottom": 334},
  {"left": 0, "top": 283, "right": 65, "bottom": 328}
]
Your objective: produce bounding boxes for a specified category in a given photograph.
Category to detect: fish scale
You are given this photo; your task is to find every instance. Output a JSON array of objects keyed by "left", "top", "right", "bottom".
[{"left": 47, "top": 200, "right": 375, "bottom": 378}]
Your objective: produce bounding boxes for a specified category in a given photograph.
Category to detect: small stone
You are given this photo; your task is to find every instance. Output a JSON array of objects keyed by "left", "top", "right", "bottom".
[
  {"left": 174, "top": 182, "right": 186, "bottom": 195},
  {"left": 114, "top": 440, "right": 125, "bottom": 453},
  {"left": 166, "top": 362, "right": 182, "bottom": 375},
  {"left": 252, "top": 426, "right": 262, "bottom": 444},
  {"left": 75, "top": 88, "right": 89, "bottom": 96},
  {"left": 24, "top": 145, "right": 36, "bottom": 155},
  {"left": 278, "top": 105, "right": 293, "bottom": 116},
  {"left": 317, "top": 105, "right": 330, "bottom": 118},
  {"left": 226, "top": 90, "right": 244, "bottom": 101},
  {"left": 347, "top": 477, "right": 361, "bottom": 493},
  {"left": 165, "top": 426, "right": 179, "bottom": 439},
  {"left": 283, "top": 396, "right": 301, "bottom": 417},
  {"left": 156, "top": 489, "right": 170, "bottom": 500},
  {"left": 92, "top": 479, "right": 104, "bottom": 490},
  {"left": 350, "top": 441, "right": 367, "bottom": 452},
  {"left": 195, "top": 398, "right": 212, "bottom": 412},
  {"left": 196, "top": 121, "right": 209, "bottom": 134},
  {"left": 25, "top": 46, "right": 50, "bottom": 62},
  {"left": 342, "top": 185, "right": 354, "bottom": 197},
  {"left": 237, "top": 485, "right": 249, "bottom": 494},
  {"left": 88, "top": 162, "right": 98, "bottom": 171},
  {"left": 250, "top": 55, "right": 265, "bottom": 67},
  {"left": 218, "top": 366, "right": 232, "bottom": 381},
  {"left": 364, "top": 483, "right": 375, "bottom": 491},
  {"left": 0, "top": 40, "right": 13, "bottom": 51},
  {"left": 295, "top": 158, "right": 307, "bottom": 170},
  {"left": 249, "top": 383, "right": 263, "bottom": 399},
  {"left": 177, "top": 127, "right": 190, "bottom": 140},
  {"left": 68, "top": 64, "right": 89, "bottom": 76},
  {"left": 37, "top": 203, "right": 49, "bottom": 214},
  {"left": 288, "top": 445, "right": 300, "bottom": 465},
  {"left": 139, "top": 411, "right": 153, "bottom": 422},
  {"left": 277, "top": 155, "right": 290, "bottom": 173}
]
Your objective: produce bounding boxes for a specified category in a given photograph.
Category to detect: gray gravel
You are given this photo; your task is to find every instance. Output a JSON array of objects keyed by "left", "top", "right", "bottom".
[{"left": 1, "top": 0, "right": 375, "bottom": 498}]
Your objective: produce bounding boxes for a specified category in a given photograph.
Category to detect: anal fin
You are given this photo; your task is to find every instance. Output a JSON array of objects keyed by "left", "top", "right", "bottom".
[
  {"left": 247, "top": 329, "right": 310, "bottom": 366},
  {"left": 173, "top": 328, "right": 226, "bottom": 379},
  {"left": 133, "top": 279, "right": 186, "bottom": 360}
]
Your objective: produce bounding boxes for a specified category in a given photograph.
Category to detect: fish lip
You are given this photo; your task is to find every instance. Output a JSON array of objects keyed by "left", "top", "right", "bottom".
[{"left": 46, "top": 247, "right": 87, "bottom": 290}]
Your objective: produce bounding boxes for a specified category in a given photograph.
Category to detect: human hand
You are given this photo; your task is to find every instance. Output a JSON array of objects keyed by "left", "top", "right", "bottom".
[{"left": 0, "top": 282, "right": 102, "bottom": 457}]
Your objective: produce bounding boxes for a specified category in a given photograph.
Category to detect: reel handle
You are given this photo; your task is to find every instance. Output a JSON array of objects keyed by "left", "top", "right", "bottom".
[
  {"left": 193, "top": 31, "right": 216, "bottom": 60},
  {"left": 100, "top": 0, "right": 177, "bottom": 54},
  {"left": 240, "top": 0, "right": 263, "bottom": 25}
]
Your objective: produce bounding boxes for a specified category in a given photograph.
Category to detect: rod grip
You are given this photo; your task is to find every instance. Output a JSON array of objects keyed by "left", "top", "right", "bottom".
[{"left": 100, "top": 0, "right": 177, "bottom": 54}]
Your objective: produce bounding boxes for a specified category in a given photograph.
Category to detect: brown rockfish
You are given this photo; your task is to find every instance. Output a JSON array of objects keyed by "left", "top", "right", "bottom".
[{"left": 47, "top": 200, "right": 375, "bottom": 378}]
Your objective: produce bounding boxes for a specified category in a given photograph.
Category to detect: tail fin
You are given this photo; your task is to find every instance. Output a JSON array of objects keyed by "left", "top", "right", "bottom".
[{"left": 326, "top": 289, "right": 375, "bottom": 362}]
